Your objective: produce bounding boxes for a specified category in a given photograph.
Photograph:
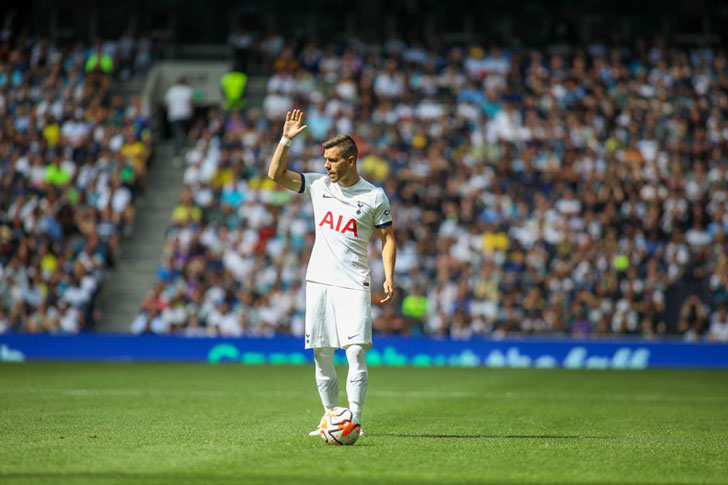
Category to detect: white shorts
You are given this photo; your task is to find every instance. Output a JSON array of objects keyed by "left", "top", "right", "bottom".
[{"left": 304, "top": 281, "right": 372, "bottom": 350}]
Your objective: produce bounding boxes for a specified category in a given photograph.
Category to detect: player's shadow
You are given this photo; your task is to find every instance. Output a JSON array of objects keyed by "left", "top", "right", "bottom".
[{"left": 376, "top": 434, "right": 607, "bottom": 439}]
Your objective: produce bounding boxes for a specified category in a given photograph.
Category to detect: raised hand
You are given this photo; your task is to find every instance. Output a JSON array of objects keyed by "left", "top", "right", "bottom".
[{"left": 282, "top": 109, "right": 308, "bottom": 140}]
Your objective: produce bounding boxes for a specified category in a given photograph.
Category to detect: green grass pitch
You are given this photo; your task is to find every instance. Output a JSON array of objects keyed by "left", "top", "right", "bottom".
[{"left": 1, "top": 363, "right": 727, "bottom": 484}]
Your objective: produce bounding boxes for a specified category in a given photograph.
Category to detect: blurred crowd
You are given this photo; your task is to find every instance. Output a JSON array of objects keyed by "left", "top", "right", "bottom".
[
  {"left": 134, "top": 35, "right": 728, "bottom": 342},
  {"left": 0, "top": 29, "right": 153, "bottom": 333}
]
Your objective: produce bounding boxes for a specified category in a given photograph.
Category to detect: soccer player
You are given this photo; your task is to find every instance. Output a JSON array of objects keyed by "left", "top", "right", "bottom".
[{"left": 267, "top": 109, "right": 396, "bottom": 435}]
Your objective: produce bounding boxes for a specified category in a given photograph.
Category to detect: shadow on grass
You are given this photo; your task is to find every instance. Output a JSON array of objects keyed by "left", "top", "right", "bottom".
[{"left": 374, "top": 433, "right": 611, "bottom": 439}]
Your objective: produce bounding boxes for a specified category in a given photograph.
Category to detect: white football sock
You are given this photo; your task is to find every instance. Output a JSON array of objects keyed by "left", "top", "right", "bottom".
[
  {"left": 345, "top": 344, "right": 368, "bottom": 423},
  {"left": 314, "top": 347, "right": 339, "bottom": 410}
]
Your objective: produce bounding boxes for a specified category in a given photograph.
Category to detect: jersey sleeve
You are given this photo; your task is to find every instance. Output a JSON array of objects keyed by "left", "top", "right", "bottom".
[
  {"left": 295, "top": 172, "right": 326, "bottom": 196},
  {"left": 373, "top": 188, "right": 393, "bottom": 228}
]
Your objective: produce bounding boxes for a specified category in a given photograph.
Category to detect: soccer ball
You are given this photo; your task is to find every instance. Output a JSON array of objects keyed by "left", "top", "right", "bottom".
[{"left": 319, "top": 407, "right": 361, "bottom": 445}]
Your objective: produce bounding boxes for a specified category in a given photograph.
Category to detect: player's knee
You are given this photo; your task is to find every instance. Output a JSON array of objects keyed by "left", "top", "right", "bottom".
[
  {"left": 345, "top": 344, "right": 367, "bottom": 366},
  {"left": 314, "top": 347, "right": 335, "bottom": 364}
]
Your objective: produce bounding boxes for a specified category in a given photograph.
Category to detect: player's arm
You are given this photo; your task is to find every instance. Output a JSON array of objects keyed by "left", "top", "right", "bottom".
[
  {"left": 378, "top": 224, "right": 397, "bottom": 303},
  {"left": 267, "top": 109, "right": 308, "bottom": 192}
]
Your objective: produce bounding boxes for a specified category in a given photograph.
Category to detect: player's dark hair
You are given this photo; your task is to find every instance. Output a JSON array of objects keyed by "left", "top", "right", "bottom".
[{"left": 322, "top": 134, "right": 358, "bottom": 161}]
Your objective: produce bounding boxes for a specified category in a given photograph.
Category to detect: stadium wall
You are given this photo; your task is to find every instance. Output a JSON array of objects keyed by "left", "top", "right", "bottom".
[
  {"left": 143, "top": 60, "right": 232, "bottom": 110},
  {"left": 1, "top": 335, "right": 727, "bottom": 369}
]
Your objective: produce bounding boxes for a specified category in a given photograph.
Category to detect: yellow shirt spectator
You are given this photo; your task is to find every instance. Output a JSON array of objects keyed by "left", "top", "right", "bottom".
[
  {"left": 250, "top": 175, "right": 278, "bottom": 191},
  {"left": 482, "top": 231, "right": 508, "bottom": 253},
  {"left": 360, "top": 154, "right": 390, "bottom": 183},
  {"left": 120, "top": 141, "right": 148, "bottom": 173},
  {"left": 212, "top": 168, "right": 234, "bottom": 188},
  {"left": 43, "top": 123, "right": 60, "bottom": 147},
  {"left": 40, "top": 253, "right": 58, "bottom": 277},
  {"left": 171, "top": 204, "right": 202, "bottom": 225}
]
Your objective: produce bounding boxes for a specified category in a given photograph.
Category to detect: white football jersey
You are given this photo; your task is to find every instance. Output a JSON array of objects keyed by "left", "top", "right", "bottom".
[{"left": 297, "top": 172, "right": 392, "bottom": 290}]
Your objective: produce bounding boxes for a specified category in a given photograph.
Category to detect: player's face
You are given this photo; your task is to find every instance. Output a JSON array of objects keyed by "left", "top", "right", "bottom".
[{"left": 323, "top": 147, "right": 353, "bottom": 184}]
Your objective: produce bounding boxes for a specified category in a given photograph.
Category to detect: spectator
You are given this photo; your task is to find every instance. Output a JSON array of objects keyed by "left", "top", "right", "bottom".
[
  {"left": 708, "top": 304, "right": 728, "bottom": 342},
  {"left": 135, "top": 35, "right": 728, "bottom": 342},
  {"left": 0, "top": 34, "right": 154, "bottom": 333},
  {"left": 164, "top": 76, "right": 194, "bottom": 161}
]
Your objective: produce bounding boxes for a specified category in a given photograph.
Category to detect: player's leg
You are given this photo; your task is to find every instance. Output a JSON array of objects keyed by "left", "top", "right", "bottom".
[
  {"left": 306, "top": 281, "right": 341, "bottom": 411},
  {"left": 305, "top": 282, "right": 341, "bottom": 435},
  {"left": 332, "top": 285, "right": 372, "bottom": 426},
  {"left": 310, "top": 347, "right": 338, "bottom": 436},
  {"left": 314, "top": 346, "right": 339, "bottom": 411},
  {"left": 345, "top": 344, "right": 368, "bottom": 424}
]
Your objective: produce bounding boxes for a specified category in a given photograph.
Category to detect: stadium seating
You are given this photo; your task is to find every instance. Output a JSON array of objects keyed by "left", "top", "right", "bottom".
[
  {"left": 131, "top": 38, "right": 728, "bottom": 341},
  {"left": 0, "top": 34, "right": 153, "bottom": 333},
  {"left": 1, "top": 28, "right": 726, "bottom": 341}
]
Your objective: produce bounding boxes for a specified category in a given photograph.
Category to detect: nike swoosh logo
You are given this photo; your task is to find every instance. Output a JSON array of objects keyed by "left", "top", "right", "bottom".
[
  {"left": 347, "top": 335, "right": 358, "bottom": 340},
  {"left": 322, "top": 194, "right": 334, "bottom": 198}
]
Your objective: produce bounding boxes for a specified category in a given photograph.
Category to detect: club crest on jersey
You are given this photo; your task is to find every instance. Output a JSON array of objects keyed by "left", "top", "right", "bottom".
[
  {"left": 356, "top": 202, "right": 363, "bottom": 215},
  {"left": 319, "top": 211, "right": 358, "bottom": 237}
]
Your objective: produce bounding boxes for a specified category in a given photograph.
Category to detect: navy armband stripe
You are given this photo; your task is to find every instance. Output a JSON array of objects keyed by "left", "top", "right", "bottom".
[
  {"left": 375, "top": 221, "right": 393, "bottom": 228},
  {"left": 297, "top": 172, "right": 305, "bottom": 193}
]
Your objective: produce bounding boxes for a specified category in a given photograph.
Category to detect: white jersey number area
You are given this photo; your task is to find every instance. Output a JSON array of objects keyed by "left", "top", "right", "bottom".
[{"left": 298, "top": 172, "right": 392, "bottom": 290}]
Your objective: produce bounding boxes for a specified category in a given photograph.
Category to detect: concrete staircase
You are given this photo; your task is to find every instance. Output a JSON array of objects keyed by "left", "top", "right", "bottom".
[
  {"left": 97, "top": 142, "right": 183, "bottom": 332},
  {"left": 96, "top": 73, "right": 267, "bottom": 333}
]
